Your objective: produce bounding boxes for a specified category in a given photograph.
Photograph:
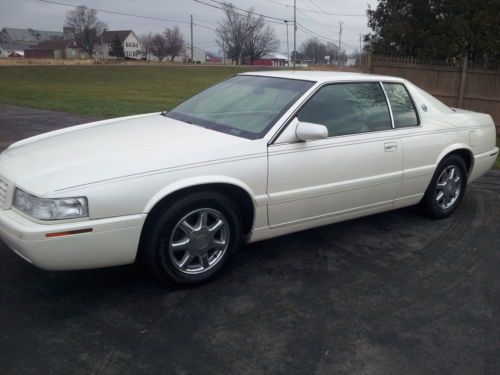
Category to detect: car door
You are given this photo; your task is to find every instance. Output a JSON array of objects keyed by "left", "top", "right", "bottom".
[
  {"left": 267, "top": 81, "right": 403, "bottom": 229},
  {"left": 381, "top": 82, "right": 438, "bottom": 208}
]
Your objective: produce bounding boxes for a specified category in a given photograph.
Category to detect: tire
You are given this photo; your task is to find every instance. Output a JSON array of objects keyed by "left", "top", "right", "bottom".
[
  {"left": 420, "top": 154, "right": 467, "bottom": 219},
  {"left": 140, "top": 192, "right": 243, "bottom": 285}
]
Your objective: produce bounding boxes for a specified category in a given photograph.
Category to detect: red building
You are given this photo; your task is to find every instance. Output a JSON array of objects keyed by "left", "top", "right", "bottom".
[{"left": 253, "top": 53, "right": 288, "bottom": 67}]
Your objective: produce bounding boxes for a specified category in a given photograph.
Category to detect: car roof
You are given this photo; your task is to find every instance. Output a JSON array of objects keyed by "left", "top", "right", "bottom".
[{"left": 240, "top": 70, "right": 404, "bottom": 83}]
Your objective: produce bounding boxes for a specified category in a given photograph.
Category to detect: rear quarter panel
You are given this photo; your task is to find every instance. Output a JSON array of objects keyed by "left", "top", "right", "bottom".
[{"left": 396, "top": 83, "right": 496, "bottom": 205}]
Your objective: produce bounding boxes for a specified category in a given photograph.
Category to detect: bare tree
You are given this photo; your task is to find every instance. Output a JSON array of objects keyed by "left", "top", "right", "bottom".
[
  {"left": 300, "top": 38, "right": 327, "bottom": 64},
  {"left": 215, "top": 3, "right": 255, "bottom": 64},
  {"left": 64, "top": 5, "right": 106, "bottom": 58},
  {"left": 216, "top": 3, "right": 279, "bottom": 65},
  {"left": 244, "top": 20, "right": 280, "bottom": 64},
  {"left": 138, "top": 32, "right": 154, "bottom": 61},
  {"left": 151, "top": 33, "right": 168, "bottom": 62},
  {"left": 325, "top": 42, "right": 339, "bottom": 64},
  {"left": 164, "top": 26, "right": 185, "bottom": 61}
]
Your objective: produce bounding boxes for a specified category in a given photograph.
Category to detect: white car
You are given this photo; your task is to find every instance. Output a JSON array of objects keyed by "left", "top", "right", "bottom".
[{"left": 0, "top": 71, "right": 498, "bottom": 284}]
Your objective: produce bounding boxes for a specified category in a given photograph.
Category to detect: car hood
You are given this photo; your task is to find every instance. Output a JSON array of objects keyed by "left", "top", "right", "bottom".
[{"left": 0, "top": 113, "right": 255, "bottom": 195}]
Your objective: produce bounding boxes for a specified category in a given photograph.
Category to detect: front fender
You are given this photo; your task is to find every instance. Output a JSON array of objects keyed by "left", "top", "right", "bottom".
[{"left": 143, "top": 175, "right": 259, "bottom": 213}]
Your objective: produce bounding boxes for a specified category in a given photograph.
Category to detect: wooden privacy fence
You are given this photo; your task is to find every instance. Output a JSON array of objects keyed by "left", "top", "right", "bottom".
[{"left": 365, "top": 54, "right": 500, "bottom": 134}]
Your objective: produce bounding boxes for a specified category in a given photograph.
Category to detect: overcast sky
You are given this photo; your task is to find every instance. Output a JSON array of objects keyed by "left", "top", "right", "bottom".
[{"left": 0, "top": 0, "right": 378, "bottom": 55}]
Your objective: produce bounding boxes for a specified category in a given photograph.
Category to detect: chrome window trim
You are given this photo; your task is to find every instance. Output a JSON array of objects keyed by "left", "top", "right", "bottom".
[
  {"left": 380, "top": 81, "right": 422, "bottom": 128},
  {"left": 379, "top": 82, "right": 395, "bottom": 129}
]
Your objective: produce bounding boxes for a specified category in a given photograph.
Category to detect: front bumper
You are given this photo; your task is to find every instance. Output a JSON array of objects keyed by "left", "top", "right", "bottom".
[{"left": 0, "top": 209, "right": 146, "bottom": 270}]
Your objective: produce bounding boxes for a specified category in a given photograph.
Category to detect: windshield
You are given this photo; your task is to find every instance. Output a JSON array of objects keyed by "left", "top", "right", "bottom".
[{"left": 166, "top": 75, "right": 314, "bottom": 139}]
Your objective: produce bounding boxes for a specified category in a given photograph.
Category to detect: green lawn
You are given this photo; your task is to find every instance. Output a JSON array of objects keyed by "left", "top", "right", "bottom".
[{"left": 0, "top": 65, "right": 256, "bottom": 118}]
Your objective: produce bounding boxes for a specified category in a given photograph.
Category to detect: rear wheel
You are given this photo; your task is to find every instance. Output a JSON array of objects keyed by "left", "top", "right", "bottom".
[
  {"left": 141, "top": 192, "right": 242, "bottom": 285},
  {"left": 420, "top": 154, "right": 467, "bottom": 219}
]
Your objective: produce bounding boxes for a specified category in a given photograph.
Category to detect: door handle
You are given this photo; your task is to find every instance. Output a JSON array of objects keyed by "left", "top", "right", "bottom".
[{"left": 384, "top": 142, "right": 398, "bottom": 152}]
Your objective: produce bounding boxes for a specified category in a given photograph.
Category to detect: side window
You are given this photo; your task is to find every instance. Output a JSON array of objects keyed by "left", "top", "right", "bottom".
[
  {"left": 383, "top": 83, "right": 419, "bottom": 127},
  {"left": 297, "top": 83, "right": 392, "bottom": 137}
]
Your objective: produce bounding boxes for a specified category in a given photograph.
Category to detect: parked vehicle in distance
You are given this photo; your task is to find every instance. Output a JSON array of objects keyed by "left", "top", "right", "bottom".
[{"left": 0, "top": 71, "right": 498, "bottom": 284}]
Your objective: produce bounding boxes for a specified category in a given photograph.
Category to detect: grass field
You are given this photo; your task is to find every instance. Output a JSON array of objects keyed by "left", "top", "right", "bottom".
[{"left": 0, "top": 65, "right": 256, "bottom": 118}]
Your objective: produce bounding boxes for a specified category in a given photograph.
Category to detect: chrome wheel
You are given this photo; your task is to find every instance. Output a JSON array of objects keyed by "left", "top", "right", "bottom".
[
  {"left": 435, "top": 165, "right": 462, "bottom": 210},
  {"left": 168, "top": 208, "right": 230, "bottom": 275}
]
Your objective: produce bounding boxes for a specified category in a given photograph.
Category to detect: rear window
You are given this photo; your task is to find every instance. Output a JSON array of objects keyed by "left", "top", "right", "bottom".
[{"left": 383, "top": 83, "right": 419, "bottom": 128}]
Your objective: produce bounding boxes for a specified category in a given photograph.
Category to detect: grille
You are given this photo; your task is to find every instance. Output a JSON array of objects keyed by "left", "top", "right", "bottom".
[{"left": 0, "top": 177, "right": 8, "bottom": 208}]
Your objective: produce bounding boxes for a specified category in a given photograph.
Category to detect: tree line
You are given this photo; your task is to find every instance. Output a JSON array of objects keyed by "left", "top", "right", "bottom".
[
  {"left": 366, "top": 0, "right": 500, "bottom": 66},
  {"left": 59, "top": 1, "right": 500, "bottom": 67},
  {"left": 64, "top": 5, "right": 185, "bottom": 61},
  {"left": 63, "top": 3, "right": 280, "bottom": 63}
]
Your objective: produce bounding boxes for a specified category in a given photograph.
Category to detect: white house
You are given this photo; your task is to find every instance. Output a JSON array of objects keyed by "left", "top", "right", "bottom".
[
  {"left": 97, "top": 30, "right": 142, "bottom": 60},
  {"left": 176, "top": 45, "right": 206, "bottom": 63},
  {"left": 0, "top": 43, "right": 26, "bottom": 57}
]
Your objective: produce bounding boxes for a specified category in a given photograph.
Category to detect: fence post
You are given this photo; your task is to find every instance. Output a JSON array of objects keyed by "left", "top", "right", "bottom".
[
  {"left": 366, "top": 52, "right": 373, "bottom": 73},
  {"left": 458, "top": 55, "right": 468, "bottom": 108}
]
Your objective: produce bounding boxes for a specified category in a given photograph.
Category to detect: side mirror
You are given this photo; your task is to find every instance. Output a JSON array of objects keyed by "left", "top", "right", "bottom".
[{"left": 296, "top": 121, "right": 328, "bottom": 141}]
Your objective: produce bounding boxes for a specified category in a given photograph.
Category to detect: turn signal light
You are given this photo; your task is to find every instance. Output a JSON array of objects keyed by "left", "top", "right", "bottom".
[{"left": 45, "top": 228, "right": 93, "bottom": 238}]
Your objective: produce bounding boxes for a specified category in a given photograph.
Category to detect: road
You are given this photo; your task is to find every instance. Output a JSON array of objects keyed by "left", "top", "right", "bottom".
[{"left": 0, "top": 104, "right": 499, "bottom": 375}]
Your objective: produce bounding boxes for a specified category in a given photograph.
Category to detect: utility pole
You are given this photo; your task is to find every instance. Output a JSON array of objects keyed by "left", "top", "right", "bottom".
[
  {"left": 359, "top": 33, "right": 362, "bottom": 65},
  {"left": 284, "top": 20, "right": 289, "bottom": 67},
  {"left": 222, "top": 39, "right": 225, "bottom": 65},
  {"left": 338, "top": 20, "right": 343, "bottom": 65},
  {"left": 293, "top": 0, "right": 296, "bottom": 69},
  {"left": 190, "top": 14, "right": 194, "bottom": 63}
]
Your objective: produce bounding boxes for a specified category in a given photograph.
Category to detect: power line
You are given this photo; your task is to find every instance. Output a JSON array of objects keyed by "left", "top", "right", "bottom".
[
  {"left": 302, "top": 0, "right": 367, "bottom": 33},
  {"left": 265, "top": 0, "right": 368, "bottom": 44},
  {"left": 37, "top": 0, "right": 216, "bottom": 31},
  {"left": 297, "top": 22, "right": 357, "bottom": 49},
  {"left": 299, "top": 0, "right": 364, "bottom": 48},
  {"left": 192, "top": 0, "right": 291, "bottom": 25},
  {"left": 296, "top": 9, "right": 338, "bottom": 37},
  {"left": 296, "top": 24, "right": 337, "bottom": 44},
  {"left": 206, "top": 0, "right": 292, "bottom": 23},
  {"left": 263, "top": 0, "right": 365, "bottom": 17}
]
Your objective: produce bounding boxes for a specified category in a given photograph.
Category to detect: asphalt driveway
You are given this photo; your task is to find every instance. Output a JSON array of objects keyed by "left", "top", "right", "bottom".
[{"left": 0, "top": 104, "right": 499, "bottom": 375}]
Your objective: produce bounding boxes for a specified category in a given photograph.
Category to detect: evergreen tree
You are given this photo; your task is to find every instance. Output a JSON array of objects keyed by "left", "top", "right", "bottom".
[
  {"left": 109, "top": 35, "right": 124, "bottom": 59},
  {"left": 365, "top": 0, "right": 500, "bottom": 65}
]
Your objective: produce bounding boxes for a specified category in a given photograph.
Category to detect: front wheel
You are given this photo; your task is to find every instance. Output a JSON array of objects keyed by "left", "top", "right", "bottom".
[
  {"left": 141, "top": 192, "right": 243, "bottom": 285},
  {"left": 420, "top": 154, "right": 467, "bottom": 219}
]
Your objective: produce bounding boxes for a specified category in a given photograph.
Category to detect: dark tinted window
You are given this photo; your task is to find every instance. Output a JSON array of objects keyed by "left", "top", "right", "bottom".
[
  {"left": 297, "top": 83, "right": 392, "bottom": 137},
  {"left": 383, "top": 83, "right": 419, "bottom": 127}
]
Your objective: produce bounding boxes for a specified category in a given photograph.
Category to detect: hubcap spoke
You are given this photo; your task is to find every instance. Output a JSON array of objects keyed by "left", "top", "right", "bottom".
[
  {"left": 170, "top": 238, "right": 189, "bottom": 251},
  {"left": 209, "top": 219, "right": 224, "bottom": 233},
  {"left": 435, "top": 191, "right": 444, "bottom": 202},
  {"left": 214, "top": 240, "right": 226, "bottom": 250},
  {"left": 199, "top": 254, "right": 210, "bottom": 268},
  {"left": 180, "top": 220, "right": 195, "bottom": 235},
  {"left": 179, "top": 254, "right": 193, "bottom": 270},
  {"left": 448, "top": 168, "right": 455, "bottom": 180},
  {"left": 434, "top": 165, "right": 462, "bottom": 209},
  {"left": 198, "top": 210, "right": 208, "bottom": 229}
]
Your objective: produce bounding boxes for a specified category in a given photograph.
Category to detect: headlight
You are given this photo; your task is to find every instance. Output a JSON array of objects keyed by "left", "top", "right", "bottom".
[{"left": 13, "top": 188, "right": 88, "bottom": 220}]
